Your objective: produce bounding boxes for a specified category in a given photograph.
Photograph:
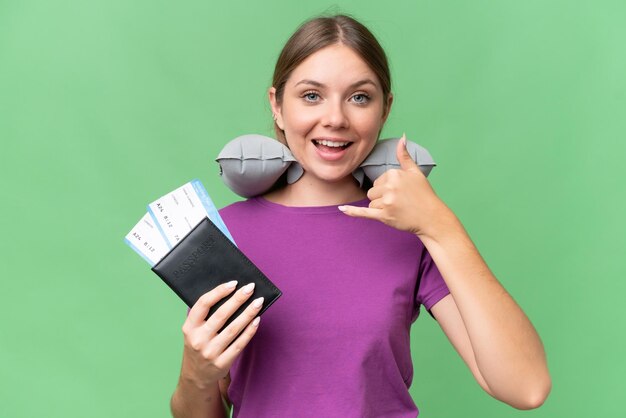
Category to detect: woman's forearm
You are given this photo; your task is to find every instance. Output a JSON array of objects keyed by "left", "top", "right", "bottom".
[
  {"left": 171, "top": 374, "right": 228, "bottom": 418},
  {"left": 420, "top": 208, "right": 551, "bottom": 408},
  {"left": 169, "top": 282, "right": 263, "bottom": 417}
]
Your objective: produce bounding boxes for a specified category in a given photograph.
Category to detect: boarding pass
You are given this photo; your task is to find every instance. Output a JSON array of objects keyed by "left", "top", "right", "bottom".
[{"left": 124, "top": 179, "right": 234, "bottom": 266}]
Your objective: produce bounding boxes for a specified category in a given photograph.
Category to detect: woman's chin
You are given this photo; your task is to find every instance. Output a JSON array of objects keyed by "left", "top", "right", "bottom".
[{"left": 306, "top": 170, "right": 361, "bottom": 186}]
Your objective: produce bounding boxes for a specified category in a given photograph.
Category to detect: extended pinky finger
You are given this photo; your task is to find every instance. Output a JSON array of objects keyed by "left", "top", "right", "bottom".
[{"left": 215, "top": 317, "right": 261, "bottom": 369}]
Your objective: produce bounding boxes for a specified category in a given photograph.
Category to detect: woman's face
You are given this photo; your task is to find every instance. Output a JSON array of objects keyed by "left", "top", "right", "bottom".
[{"left": 270, "top": 43, "right": 392, "bottom": 185}]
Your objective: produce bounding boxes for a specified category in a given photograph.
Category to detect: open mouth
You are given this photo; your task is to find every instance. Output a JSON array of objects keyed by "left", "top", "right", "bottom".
[{"left": 312, "top": 139, "right": 353, "bottom": 150}]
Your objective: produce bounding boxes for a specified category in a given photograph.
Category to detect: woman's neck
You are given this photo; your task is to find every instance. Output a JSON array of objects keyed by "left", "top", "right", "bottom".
[{"left": 263, "top": 174, "right": 367, "bottom": 207}]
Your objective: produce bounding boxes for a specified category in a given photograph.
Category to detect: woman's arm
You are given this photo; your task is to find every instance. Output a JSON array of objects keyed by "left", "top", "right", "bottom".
[
  {"left": 171, "top": 376, "right": 229, "bottom": 418},
  {"left": 339, "top": 135, "right": 551, "bottom": 409},
  {"left": 429, "top": 294, "right": 493, "bottom": 395},
  {"left": 425, "top": 221, "right": 551, "bottom": 408},
  {"left": 170, "top": 282, "right": 262, "bottom": 417}
]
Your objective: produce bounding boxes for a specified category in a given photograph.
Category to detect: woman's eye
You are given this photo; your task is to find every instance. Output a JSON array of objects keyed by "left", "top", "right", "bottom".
[
  {"left": 303, "top": 92, "right": 320, "bottom": 102},
  {"left": 352, "top": 94, "right": 370, "bottom": 104}
]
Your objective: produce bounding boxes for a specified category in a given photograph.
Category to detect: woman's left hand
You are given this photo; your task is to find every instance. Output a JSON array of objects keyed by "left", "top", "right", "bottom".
[{"left": 339, "top": 134, "right": 451, "bottom": 238}]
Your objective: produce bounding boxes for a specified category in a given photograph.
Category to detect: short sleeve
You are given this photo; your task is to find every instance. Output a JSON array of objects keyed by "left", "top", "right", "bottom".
[{"left": 414, "top": 245, "right": 450, "bottom": 320}]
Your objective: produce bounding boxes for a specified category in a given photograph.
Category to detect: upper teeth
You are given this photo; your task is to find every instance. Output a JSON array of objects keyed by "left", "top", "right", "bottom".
[{"left": 315, "top": 139, "right": 349, "bottom": 147}]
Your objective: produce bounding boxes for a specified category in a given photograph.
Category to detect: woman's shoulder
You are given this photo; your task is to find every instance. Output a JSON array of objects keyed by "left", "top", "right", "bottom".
[{"left": 219, "top": 198, "right": 260, "bottom": 218}]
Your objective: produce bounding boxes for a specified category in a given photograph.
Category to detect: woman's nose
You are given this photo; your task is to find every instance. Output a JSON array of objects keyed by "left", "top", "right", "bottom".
[{"left": 321, "top": 100, "right": 350, "bottom": 129}]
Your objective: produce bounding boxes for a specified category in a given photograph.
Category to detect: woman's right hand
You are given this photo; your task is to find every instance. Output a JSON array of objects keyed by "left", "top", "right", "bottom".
[{"left": 179, "top": 280, "right": 262, "bottom": 388}]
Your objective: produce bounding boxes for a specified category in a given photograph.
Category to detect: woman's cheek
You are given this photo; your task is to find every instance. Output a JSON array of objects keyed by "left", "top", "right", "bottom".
[{"left": 355, "top": 113, "right": 383, "bottom": 141}]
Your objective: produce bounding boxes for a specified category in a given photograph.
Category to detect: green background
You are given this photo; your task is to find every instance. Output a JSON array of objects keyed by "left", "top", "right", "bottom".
[{"left": 1, "top": 0, "right": 624, "bottom": 417}]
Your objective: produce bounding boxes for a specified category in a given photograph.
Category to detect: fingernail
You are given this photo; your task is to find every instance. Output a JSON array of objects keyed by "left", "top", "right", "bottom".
[
  {"left": 242, "top": 282, "right": 255, "bottom": 294},
  {"left": 225, "top": 280, "right": 238, "bottom": 289},
  {"left": 252, "top": 297, "right": 264, "bottom": 309},
  {"left": 252, "top": 317, "right": 261, "bottom": 327},
  {"left": 338, "top": 205, "right": 347, "bottom": 212},
  {"left": 401, "top": 133, "right": 407, "bottom": 146}
]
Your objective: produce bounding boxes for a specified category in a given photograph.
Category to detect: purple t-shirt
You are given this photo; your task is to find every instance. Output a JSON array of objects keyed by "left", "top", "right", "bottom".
[{"left": 219, "top": 197, "right": 450, "bottom": 417}]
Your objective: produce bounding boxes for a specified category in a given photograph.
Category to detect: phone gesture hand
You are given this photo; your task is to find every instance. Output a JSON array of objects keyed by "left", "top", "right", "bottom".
[{"left": 339, "top": 134, "right": 448, "bottom": 238}]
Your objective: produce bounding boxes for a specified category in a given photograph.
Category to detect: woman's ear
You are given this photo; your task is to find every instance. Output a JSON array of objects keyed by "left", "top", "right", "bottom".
[
  {"left": 268, "top": 87, "right": 285, "bottom": 130},
  {"left": 382, "top": 92, "right": 394, "bottom": 123}
]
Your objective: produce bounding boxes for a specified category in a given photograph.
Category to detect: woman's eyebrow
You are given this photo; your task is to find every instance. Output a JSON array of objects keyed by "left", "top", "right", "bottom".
[
  {"left": 350, "top": 79, "right": 377, "bottom": 89},
  {"left": 293, "top": 79, "right": 377, "bottom": 89},
  {"left": 294, "top": 79, "right": 324, "bottom": 88}
]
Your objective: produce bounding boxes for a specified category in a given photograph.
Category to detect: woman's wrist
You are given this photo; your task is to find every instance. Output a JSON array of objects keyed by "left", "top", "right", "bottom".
[
  {"left": 179, "top": 351, "right": 219, "bottom": 390},
  {"left": 179, "top": 370, "right": 218, "bottom": 391},
  {"left": 416, "top": 202, "right": 465, "bottom": 245}
]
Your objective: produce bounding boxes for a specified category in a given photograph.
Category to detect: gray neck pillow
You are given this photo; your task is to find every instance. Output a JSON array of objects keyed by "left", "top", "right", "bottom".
[{"left": 216, "top": 134, "right": 436, "bottom": 198}]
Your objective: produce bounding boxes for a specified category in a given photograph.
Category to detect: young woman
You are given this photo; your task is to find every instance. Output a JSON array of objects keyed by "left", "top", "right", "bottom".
[{"left": 170, "top": 14, "right": 551, "bottom": 418}]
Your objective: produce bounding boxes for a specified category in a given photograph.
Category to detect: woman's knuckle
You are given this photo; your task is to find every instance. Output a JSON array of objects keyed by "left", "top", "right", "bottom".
[
  {"left": 189, "top": 338, "right": 203, "bottom": 352},
  {"left": 224, "top": 325, "right": 239, "bottom": 339},
  {"left": 212, "top": 310, "right": 227, "bottom": 323},
  {"left": 200, "top": 296, "right": 213, "bottom": 307},
  {"left": 202, "top": 346, "right": 218, "bottom": 362},
  {"left": 212, "top": 359, "right": 226, "bottom": 371},
  {"left": 231, "top": 342, "right": 243, "bottom": 355}
]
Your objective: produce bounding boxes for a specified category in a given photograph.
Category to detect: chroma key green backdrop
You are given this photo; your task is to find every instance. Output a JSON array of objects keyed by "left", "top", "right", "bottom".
[{"left": 1, "top": 1, "right": 625, "bottom": 417}]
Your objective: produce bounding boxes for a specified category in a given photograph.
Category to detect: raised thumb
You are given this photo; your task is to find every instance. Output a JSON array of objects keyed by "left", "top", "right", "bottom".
[{"left": 396, "top": 133, "right": 419, "bottom": 172}]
